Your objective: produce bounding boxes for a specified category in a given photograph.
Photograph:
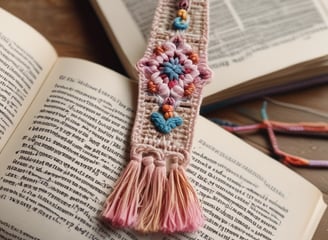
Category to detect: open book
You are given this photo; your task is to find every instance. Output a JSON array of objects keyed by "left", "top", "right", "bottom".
[
  {"left": 0, "top": 7, "right": 326, "bottom": 240},
  {"left": 90, "top": 0, "right": 328, "bottom": 108}
]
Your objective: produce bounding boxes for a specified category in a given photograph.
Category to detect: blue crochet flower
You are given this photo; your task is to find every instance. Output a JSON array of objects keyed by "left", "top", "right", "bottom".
[{"left": 161, "top": 57, "right": 184, "bottom": 80}]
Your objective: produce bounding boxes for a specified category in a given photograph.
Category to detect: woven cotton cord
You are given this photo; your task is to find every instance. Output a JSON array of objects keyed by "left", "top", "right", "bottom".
[{"left": 101, "top": 0, "right": 212, "bottom": 233}]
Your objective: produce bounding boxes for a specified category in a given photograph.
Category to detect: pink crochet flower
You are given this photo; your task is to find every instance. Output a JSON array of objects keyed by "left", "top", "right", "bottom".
[{"left": 138, "top": 37, "right": 211, "bottom": 106}]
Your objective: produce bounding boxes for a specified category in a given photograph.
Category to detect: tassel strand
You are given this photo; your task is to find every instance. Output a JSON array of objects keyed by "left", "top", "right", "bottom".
[{"left": 101, "top": 147, "right": 142, "bottom": 227}]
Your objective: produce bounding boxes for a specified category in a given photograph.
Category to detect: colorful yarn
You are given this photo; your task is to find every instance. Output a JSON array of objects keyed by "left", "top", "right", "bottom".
[
  {"left": 162, "top": 104, "right": 174, "bottom": 119},
  {"left": 102, "top": 0, "right": 212, "bottom": 234},
  {"left": 184, "top": 83, "right": 195, "bottom": 96},
  {"left": 177, "top": 9, "right": 188, "bottom": 20},
  {"left": 153, "top": 45, "right": 165, "bottom": 55},
  {"left": 177, "top": 0, "right": 190, "bottom": 10},
  {"left": 173, "top": 0, "right": 191, "bottom": 30},
  {"left": 188, "top": 52, "right": 199, "bottom": 64},
  {"left": 161, "top": 57, "right": 184, "bottom": 80},
  {"left": 147, "top": 80, "right": 157, "bottom": 93},
  {"left": 220, "top": 101, "right": 328, "bottom": 167},
  {"left": 139, "top": 37, "right": 211, "bottom": 133},
  {"left": 150, "top": 112, "right": 183, "bottom": 134},
  {"left": 173, "top": 17, "right": 189, "bottom": 30}
]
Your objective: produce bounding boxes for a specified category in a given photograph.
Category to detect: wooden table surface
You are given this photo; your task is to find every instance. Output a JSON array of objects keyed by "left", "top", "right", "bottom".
[{"left": 0, "top": 1, "right": 327, "bottom": 239}]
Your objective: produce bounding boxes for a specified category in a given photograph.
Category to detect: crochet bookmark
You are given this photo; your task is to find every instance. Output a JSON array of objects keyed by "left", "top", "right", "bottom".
[{"left": 101, "top": 0, "right": 212, "bottom": 233}]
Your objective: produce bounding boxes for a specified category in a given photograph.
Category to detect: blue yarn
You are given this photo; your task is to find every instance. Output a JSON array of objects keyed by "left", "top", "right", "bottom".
[
  {"left": 173, "top": 17, "right": 189, "bottom": 30},
  {"left": 161, "top": 57, "right": 184, "bottom": 80},
  {"left": 261, "top": 101, "right": 269, "bottom": 120},
  {"left": 151, "top": 112, "right": 183, "bottom": 134}
]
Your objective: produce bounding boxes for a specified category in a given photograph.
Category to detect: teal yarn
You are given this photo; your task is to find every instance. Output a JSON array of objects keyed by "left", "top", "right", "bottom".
[
  {"left": 173, "top": 17, "right": 189, "bottom": 30},
  {"left": 161, "top": 57, "right": 184, "bottom": 80},
  {"left": 150, "top": 112, "right": 183, "bottom": 134}
]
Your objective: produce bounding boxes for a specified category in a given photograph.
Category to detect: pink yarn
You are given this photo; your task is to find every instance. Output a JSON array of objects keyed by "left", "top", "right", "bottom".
[
  {"left": 161, "top": 160, "right": 204, "bottom": 233},
  {"left": 101, "top": 151, "right": 142, "bottom": 227},
  {"left": 135, "top": 158, "right": 166, "bottom": 232}
]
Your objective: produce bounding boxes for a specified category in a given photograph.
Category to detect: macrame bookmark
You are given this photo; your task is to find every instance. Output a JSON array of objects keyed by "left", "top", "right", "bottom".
[{"left": 101, "top": 0, "right": 212, "bottom": 233}]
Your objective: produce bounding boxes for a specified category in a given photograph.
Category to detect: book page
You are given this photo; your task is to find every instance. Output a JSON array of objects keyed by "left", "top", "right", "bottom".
[
  {"left": 0, "top": 58, "right": 325, "bottom": 240},
  {"left": 90, "top": 0, "right": 328, "bottom": 98},
  {"left": 192, "top": 120, "right": 326, "bottom": 240},
  {"left": 0, "top": 8, "right": 58, "bottom": 151}
]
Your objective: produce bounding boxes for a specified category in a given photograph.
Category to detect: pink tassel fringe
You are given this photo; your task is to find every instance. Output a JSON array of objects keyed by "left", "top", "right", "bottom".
[
  {"left": 161, "top": 163, "right": 204, "bottom": 233},
  {"left": 101, "top": 155, "right": 141, "bottom": 227},
  {"left": 102, "top": 149, "right": 203, "bottom": 233},
  {"left": 135, "top": 158, "right": 166, "bottom": 232}
]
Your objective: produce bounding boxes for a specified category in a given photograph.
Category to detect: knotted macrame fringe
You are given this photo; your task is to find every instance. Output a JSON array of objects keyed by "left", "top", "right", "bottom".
[{"left": 101, "top": 146, "right": 203, "bottom": 233}]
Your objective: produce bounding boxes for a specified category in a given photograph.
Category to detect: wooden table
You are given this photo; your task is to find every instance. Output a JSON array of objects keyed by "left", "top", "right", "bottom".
[{"left": 1, "top": 1, "right": 327, "bottom": 238}]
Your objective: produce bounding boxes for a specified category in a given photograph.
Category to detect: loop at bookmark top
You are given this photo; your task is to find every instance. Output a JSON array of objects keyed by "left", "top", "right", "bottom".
[{"left": 101, "top": 0, "right": 212, "bottom": 233}]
